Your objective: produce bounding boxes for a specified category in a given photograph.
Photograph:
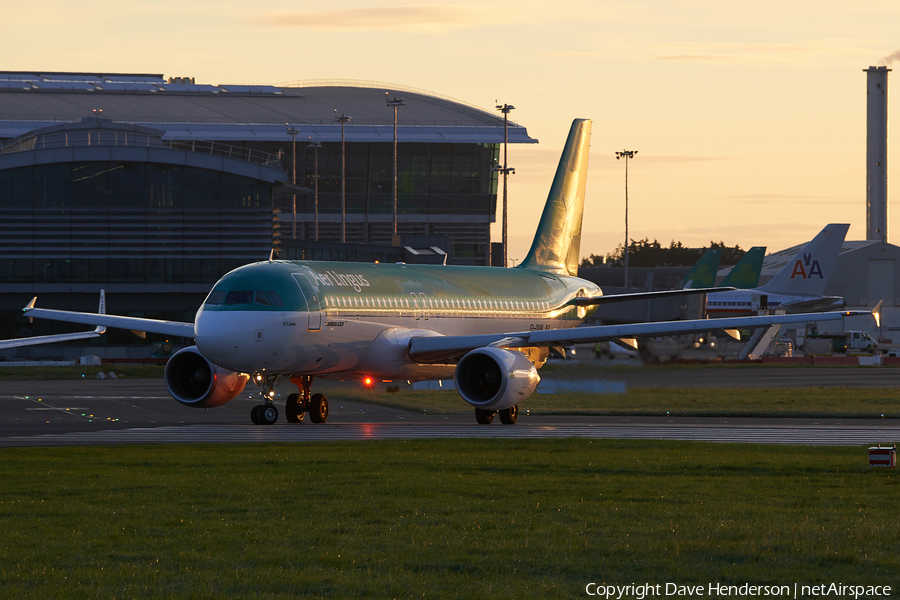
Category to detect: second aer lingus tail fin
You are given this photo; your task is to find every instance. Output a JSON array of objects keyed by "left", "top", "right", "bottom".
[
  {"left": 678, "top": 248, "right": 723, "bottom": 289},
  {"left": 719, "top": 246, "right": 766, "bottom": 289}
]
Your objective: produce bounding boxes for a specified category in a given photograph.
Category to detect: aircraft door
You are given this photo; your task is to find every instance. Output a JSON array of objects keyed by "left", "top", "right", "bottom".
[
  {"left": 751, "top": 294, "right": 768, "bottom": 313},
  {"left": 419, "top": 292, "right": 429, "bottom": 320},
  {"left": 293, "top": 274, "right": 322, "bottom": 331},
  {"left": 410, "top": 292, "right": 420, "bottom": 320}
]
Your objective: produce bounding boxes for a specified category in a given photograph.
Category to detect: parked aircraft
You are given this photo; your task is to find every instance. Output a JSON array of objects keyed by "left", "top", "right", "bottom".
[
  {"left": 15, "top": 120, "right": 864, "bottom": 425},
  {"left": 678, "top": 248, "right": 722, "bottom": 289},
  {"left": 718, "top": 246, "right": 766, "bottom": 289},
  {"left": 706, "top": 225, "right": 848, "bottom": 317}
]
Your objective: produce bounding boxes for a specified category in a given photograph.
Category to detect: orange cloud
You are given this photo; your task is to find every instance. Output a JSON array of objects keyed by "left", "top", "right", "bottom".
[{"left": 254, "top": 6, "right": 480, "bottom": 32}]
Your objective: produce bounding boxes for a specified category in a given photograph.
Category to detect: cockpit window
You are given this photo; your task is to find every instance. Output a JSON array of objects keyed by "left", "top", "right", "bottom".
[
  {"left": 267, "top": 291, "right": 285, "bottom": 307},
  {"left": 204, "top": 290, "right": 226, "bottom": 305},
  {"left": 255, "top": 291, "right": 272, "bottom": 306},
  {"left": 224, "top": 290, "right": 253, "bottom": 305}
]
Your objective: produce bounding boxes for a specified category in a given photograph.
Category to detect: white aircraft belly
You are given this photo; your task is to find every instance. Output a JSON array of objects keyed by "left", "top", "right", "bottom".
[{"left": 201, "top": 308, "right": 566, "bottom": 377}]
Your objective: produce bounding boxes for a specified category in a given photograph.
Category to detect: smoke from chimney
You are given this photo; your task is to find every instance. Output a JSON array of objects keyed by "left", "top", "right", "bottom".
[{"left": 882, "top": 50, "right": 900, "bottom": 65}]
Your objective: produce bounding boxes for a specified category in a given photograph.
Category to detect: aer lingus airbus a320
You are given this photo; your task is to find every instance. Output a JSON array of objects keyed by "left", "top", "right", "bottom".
[{"left": 15, "top": 119, "right": 866, "bottom": 425}]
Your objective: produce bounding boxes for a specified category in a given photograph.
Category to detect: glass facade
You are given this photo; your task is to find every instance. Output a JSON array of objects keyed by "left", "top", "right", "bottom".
[
  {"left": 271, "top": 140, "right": 499, "bottom": 262},
  {"left": 0, "top": 161, "right": 275, "bottom": 285},
  {"left": 0, "top": 162, "right": 269, "bottom": 209},
  {"left": 290, "top": 142, "right": 498, "bottom": 217}
]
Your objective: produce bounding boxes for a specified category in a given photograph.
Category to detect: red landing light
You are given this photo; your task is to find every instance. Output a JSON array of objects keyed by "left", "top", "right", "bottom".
[{"left": 364, "top": 377, "right": 374, "bottom": 388}]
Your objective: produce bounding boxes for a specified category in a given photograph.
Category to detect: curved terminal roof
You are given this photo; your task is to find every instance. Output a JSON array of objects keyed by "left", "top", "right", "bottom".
[
  {"left": 0, "top": 118, "right": 287, "bottom": 184},
  {"left": 0, "top": 72, "right": 537, "bottom": 145}
]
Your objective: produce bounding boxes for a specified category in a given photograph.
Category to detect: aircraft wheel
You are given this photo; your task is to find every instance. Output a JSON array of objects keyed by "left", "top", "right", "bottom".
[
  {"left": 309, "top": 393, "right": 329, "bottom": 424},
  {"left": 475, "top": 408, "right": 494, "bottom": 425},
  {"left": 285, "top": 393, "right": 305, "bottom": 423},
  {"left": 259, "top": 404, "right": 279, "bottom": 425},
  {"left": 250, "top": 404, "right": 262, "bottom": 425},
  {"left": 499, "top": 405, "right": 518, "bottom": 425}
]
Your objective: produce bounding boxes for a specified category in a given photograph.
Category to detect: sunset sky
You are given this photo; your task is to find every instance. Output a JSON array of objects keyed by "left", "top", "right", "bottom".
[{"left": 8, "top": 0, "right": 900, "bottom": 262}]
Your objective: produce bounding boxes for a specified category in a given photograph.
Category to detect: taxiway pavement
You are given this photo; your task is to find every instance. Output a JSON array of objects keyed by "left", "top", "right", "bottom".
[{"left": 2, "top": 368, "right": 899, "bottom": 447}]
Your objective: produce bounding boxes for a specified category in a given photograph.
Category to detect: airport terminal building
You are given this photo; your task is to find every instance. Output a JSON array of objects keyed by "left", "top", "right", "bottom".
[{"left": 0, "top": 71, "right": 536, "bottom": 352}]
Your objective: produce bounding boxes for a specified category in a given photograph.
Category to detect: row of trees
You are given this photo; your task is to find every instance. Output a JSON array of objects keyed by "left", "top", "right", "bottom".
[{"left": 581, "top": 239, "right": 745, "bottom": 268}]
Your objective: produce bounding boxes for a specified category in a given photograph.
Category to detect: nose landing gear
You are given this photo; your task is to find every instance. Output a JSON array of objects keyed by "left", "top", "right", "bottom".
[{"left": 250, "top": 373, "right": 280, "bottom": 425}]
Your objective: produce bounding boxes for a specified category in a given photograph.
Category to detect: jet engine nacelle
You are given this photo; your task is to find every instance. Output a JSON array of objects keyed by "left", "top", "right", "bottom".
[
  {"left": 164, "top": 346, "right": 250, "bottom": 408},
  {"left": 455, "top": 347, "right": 541, "bottom": 411}
]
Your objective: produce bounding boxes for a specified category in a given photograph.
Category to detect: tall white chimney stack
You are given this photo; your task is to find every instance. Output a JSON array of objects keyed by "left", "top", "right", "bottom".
[{"left": 865, "top": 66, "right": 890, "bottom": 243}]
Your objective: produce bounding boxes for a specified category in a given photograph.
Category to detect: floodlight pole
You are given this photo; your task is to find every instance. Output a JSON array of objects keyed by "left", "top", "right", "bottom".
[
  {"left": 616, "top": 150, "right": 638, "bottom": 287},
  {"left": 307, "top": 138, "right": 322, "bottom": 241},
  {"left": 286, "top": 124, "right": 301, "bottom": 240},
  {"left": 496, "top": 103, "right": 515, "bottom": 267},
  {"left": 386, "top": 94, "right": 405, "bottom": 243},
  {"left": 335, "top": 111, "right": 351, "bottom": 243}
]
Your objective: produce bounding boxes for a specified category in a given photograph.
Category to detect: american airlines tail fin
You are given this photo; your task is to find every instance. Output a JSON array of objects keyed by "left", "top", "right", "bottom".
[
  {"left": 678, "top": 248, "right": 723, "bottom": 289},
  {"left": 719, "top": 246, "right": 766, "bottom": 289},
  {"left": 518, "top": 118, "right": 591, "bottom": 276},
  {"left": 759, "top": 224, "right": 849, "bottom": 295}
]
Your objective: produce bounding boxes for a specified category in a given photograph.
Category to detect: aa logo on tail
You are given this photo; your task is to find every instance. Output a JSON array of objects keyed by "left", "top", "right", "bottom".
[{"left": 790, "top": 252, "right": 824, "bottom": 279}]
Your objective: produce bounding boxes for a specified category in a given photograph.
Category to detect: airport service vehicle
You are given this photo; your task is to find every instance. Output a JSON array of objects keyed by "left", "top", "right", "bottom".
[
  {"left": 802, "top": 325, "right": 878, "bottom": 355},
  {"left": 9, "top": 119, "right": 867, "bottom": 425}
]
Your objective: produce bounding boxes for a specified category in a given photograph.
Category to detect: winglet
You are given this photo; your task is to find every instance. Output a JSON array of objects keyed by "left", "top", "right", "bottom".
[
  {"left": 24, "top": 297, "right": 37, "bottom": 323},
  {"left": 95, "top": 290, "right": 107, "bottom": 335}
]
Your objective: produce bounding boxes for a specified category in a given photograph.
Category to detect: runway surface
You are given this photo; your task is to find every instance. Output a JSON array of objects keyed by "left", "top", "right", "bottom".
[
  {"left": 4, "top": 421, "right": 900, "bottom": 447},
  {"left": 2, "top": 369, "right": 900, "bottom": 447}
]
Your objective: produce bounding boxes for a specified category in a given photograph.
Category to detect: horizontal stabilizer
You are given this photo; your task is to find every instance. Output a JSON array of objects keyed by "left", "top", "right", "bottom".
[{"left": 570, "top": 286, "right": 735, "bottom": 306}]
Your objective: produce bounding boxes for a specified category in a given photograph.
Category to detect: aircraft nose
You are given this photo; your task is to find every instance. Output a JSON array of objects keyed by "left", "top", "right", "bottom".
[{"left": 195, "top": 311, "right": 245, "bottom": 370}]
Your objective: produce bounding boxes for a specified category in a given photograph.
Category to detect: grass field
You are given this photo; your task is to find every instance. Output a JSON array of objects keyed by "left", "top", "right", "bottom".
[
  {"left": 1, "top": 440, "right": 898, "bottom": 598},
  {"left": 335, "top": 385, "right": 900, "bottom": 419}
]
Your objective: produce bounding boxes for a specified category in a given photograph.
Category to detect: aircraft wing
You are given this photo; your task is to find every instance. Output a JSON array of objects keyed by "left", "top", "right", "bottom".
[
  {"left": 569, "top": 286, "right": 734, "bottom": 306},
  {"left": 1, "top": 291, "right": 109, "bottom": 349},
  {"left": 19, "top": 296, "right": 195, "bottom": 341},
  {"left": 0, "top": 327, "right": 106, "bottom": 349},
  {"left": 408, "top": 310, "right": 869, "bottom": 363}
]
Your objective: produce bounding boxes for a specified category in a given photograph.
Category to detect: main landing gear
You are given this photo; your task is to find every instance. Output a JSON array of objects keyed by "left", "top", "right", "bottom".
[
  {"left": 285, "top": 376, "right": 329, "bottom": 424},
  {"left": 248, "top": 374, "right": 330, "bottom": 425},
  {"left": 474, "top": 405, "right": 518, "bottom": 425}
]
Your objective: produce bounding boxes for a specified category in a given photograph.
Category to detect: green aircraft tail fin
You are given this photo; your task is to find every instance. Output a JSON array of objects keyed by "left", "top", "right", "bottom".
[
  {"left": 518, "top": 118, "right": 592, "bottom": 276},
  {"left": 719, "top": 246, "right": 766, "bottom": 289},
  {"left": 678, "top": 248, "right": 723, "bottom": 289}
]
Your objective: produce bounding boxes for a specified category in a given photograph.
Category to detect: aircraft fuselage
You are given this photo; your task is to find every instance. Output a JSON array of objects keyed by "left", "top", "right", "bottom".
[
  {"left": 195, "top": 260, "right": 600, "bottom": 379},
  {"left": 706, "top": 289, "right": 843, "bottom": 317}
]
